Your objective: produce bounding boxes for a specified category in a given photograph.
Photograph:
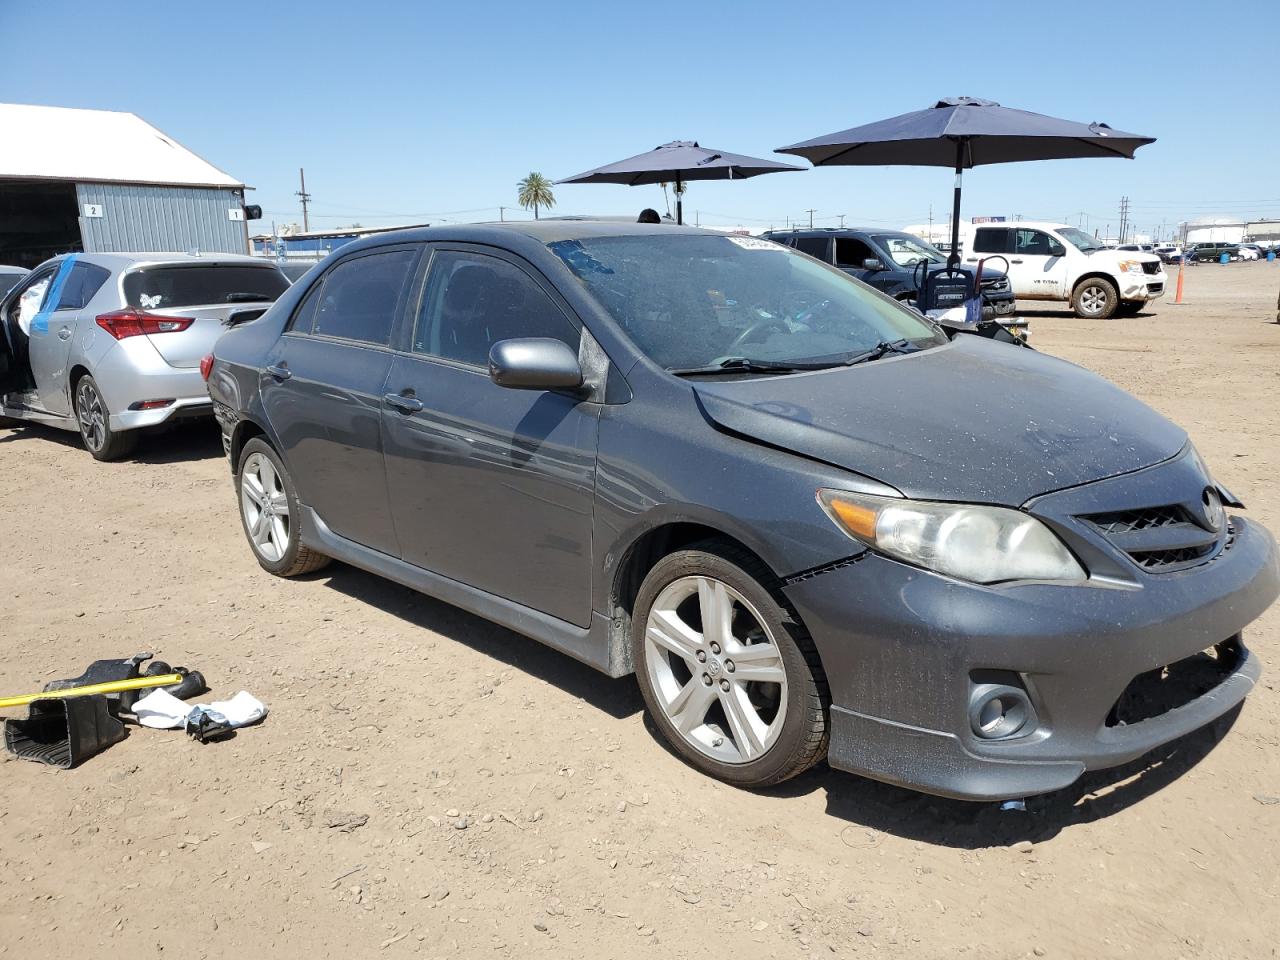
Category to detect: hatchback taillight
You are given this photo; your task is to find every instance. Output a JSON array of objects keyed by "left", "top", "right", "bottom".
[
  {"left": 199, "top": 353, "right": 215, "bottom": 382},
  {"left": 95, "top": 308, "right": 194, "bottom": 340}
]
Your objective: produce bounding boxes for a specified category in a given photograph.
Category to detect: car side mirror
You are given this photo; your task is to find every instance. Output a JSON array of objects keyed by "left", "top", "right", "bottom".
[
  {"left": 488, "top": 338, "right": 583, "bottom": 391},
  {"left": 862, "top": 257, "right": 885, "bottom": 271},
  {"left": 1048, "top": 242, "right": 1066, "bottom": 257}
]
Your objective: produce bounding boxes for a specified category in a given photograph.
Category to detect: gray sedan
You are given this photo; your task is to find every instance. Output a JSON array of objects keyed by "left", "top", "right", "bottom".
[
  {"left": 207, "top": 222, "right": 1278, "bottom": 801},
  {"left": 0, "top": 252, "right": 287, "bottom": 459}
]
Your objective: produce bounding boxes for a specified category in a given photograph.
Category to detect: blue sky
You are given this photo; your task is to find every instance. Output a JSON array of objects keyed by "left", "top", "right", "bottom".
[{"left": 2, "top": 0, "right": 1277, "bottom": 238}]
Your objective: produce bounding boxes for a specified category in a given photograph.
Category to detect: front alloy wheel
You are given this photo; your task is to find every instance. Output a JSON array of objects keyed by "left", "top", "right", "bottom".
[
  {"left": 633, "top": 541, "right": 828, "bottom": 787},
  {"left": 644, "top": 576, "right": 789, "bottom": 764}
]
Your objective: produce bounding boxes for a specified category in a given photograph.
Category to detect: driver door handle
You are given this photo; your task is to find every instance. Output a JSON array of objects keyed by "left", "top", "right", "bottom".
[
  {"left": 384, "top": 392, "right": 423, "bottom": 414},
  {"left": 266, "top": 363, "right": 292, "bottom": 381}
]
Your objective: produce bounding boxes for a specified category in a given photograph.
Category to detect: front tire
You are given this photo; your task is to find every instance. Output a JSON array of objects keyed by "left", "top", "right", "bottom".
[
  {"left": 75, "top": 374, "right": 137, "bottom": 461},
  {"left": 236, "top": 437, "right": 329, "bottom": 577},
  {"left": 632, "top": 540, "right": 828, "bottom": 787},
  {"left": 1071, "top": 277, "right": 1120, "bottom": 319}
]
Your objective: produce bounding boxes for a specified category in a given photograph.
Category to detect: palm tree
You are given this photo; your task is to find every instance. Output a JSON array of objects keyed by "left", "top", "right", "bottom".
[{"left": 517, "top": 172, "right": 556, "bottom": 220}]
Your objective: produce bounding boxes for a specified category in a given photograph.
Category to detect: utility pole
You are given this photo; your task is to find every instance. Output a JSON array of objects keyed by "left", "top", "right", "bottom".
[
  {"left": 805, "top": 208, "right": 816, "bottom": 228},
  {"left": 296, "top": 168, "right": 311, "bottom": 233},
  {"left": 499, "top": 206, "right": 505, "bottom": 222},
  {"left": 1117, "top": 196, "right": 1129, "bottom": 244},
  {"left": 838, "top": 214, "right": 846, "bottom": 228}
]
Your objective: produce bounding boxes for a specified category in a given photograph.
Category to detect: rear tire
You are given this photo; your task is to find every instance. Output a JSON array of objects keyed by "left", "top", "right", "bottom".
[
  {"left": 75, "top": 374, "right": 137, "bottom": 461},
  {"left": 236, "top": 437, "right": 329, "bottom": 577},
  {"left": 632, "top": 539, "right": 828, "bottom": 788},
  {"left": 1071, "top": 277, "right": 1119, "bottom": 319}
]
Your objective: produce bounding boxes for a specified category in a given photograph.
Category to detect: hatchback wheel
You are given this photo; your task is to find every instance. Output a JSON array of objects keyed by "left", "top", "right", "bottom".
[
  {"left": 633, "top": 541, "right": 828, "bottom": 787},
  {"left": 75, "top": 374, "right": 136, "bottom": 461},
  {"left": 236, "top": 437, "right": 329, "bottom": 577},
  {"left": 1071, "top": 277, "right": 1119, "bottom": 319}
]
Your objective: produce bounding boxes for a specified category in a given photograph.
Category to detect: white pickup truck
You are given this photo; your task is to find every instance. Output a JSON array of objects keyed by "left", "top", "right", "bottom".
[{"left": 962, "top": 222, "right": 1166, "bottom": 319}]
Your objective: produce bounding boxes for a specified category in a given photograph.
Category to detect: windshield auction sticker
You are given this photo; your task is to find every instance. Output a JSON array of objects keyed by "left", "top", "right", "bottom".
[{"left": 726, "top": 236, "right": 784, "bottom": 251}]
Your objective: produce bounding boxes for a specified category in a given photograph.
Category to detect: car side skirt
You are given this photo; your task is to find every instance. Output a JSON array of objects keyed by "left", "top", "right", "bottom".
[{"left": 298, "top": 506, "right": 631, "bottom": 679}]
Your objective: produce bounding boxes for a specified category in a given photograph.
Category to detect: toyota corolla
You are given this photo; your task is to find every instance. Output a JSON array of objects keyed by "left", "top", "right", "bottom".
[{"left": 206, "top": 223, "right": 1279, "bottom": 800}]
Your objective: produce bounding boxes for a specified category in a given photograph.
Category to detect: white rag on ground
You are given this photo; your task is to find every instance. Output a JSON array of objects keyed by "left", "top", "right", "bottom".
[{"left": 133, "top": 689, "right": 268, "bottom": 731}]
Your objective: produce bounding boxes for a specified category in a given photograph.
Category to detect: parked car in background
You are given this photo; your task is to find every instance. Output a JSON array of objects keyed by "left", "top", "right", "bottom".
[
  {"left": 0, "top": 265, "right": 28, "bottom": 297},
  {"left": 1236, "top": 243, "right": 1263, "bottom": 261},
  {"left": 0, "top": 253, "right": 289, "bottom": 460},
  {"left": 762, "top": 228, "right": 1016, "bottom": 320},
  {"left": 207, "top": 221, "right": 1278, "bottom": 801},
  {"left": 1187, "top": 242, "right": 1240, "bottom": 263},
  {"left": 1154, "top": 244, "right": 1183, "bottom": 264},
  {"left": 1115, "top": 243, "right": 1157, "bottom": 255},
  {"left": 965, "top": 222, "right": 1166, "bottom": 318}
]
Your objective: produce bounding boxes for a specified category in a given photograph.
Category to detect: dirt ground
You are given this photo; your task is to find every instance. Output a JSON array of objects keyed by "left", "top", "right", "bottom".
[{"left": 1, "top": 262, "right": 1278, "bottom": 960}]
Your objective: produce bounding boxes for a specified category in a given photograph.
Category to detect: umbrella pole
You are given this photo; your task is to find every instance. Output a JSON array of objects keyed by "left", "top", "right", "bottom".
[
  {"left": 948, "top": 139, "right": 964, "bottom": 267},
  {"left": 675, "top": 177, "right": 683, "bottom": 225}
]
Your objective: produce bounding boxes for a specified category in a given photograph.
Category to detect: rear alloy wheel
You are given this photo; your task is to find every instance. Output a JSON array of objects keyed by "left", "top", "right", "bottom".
[
  {"left": 236, "top": 437, "right": 329, "bottom": 577},
  {"left": 1071, "top": 277, "right": 1119, "bottom": 319},
  {"left": 75, "top": 374, "right": 137, "bottom": 461},
  {"left": 633, "top": 541, "right": 828, "bottom": 787}
]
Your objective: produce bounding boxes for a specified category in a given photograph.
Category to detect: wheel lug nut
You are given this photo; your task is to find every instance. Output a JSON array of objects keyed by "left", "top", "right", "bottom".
[
  {"left": 696, "top": 650, "right": 707, "bottom": 662},
  {"left": 725, "top": 660, "right": 735, "bottom": 672},
  {"left": 719, "top": 679, "right": 730, "bottom": 692},
  {"left": 702, "top": 673, "right": 712, "bottom": 686},
  {"left": 710, "top": 642, "right": 721, "bottom": 655}
]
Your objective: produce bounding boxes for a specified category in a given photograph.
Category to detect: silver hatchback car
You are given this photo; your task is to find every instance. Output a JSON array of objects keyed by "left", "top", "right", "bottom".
[{"left": 0, "top": 252, "right": 288, "bottom": 460}]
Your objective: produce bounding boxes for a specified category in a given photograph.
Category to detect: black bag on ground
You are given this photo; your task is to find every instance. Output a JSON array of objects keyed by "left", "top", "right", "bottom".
[{"left": 4, "top": 696, "right": 127, "bottom": 768}]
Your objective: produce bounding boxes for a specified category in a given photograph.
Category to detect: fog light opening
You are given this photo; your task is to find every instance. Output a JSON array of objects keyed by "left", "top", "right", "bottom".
[{"left": 969, "top": 683, "right": 1033, "bottom": 740}]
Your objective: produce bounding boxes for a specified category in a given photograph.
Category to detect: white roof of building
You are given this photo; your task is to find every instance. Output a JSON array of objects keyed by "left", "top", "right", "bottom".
[{"left": 0, "top": 103, "right": 243, "bottom": 189}]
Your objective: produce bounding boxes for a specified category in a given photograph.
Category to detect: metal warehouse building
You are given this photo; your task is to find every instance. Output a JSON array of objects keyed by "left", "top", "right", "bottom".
[{"left": 0, "top": 103, "right": 252, "bottom": 269}]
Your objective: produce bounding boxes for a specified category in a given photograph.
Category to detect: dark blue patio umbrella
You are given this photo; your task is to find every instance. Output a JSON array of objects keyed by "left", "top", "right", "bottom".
[
  {"left": 557, "top": 141, "right": 804, "bottom": 224},
  {"left": 778, "top": 97, "right": 1155, "bottom": 263}
]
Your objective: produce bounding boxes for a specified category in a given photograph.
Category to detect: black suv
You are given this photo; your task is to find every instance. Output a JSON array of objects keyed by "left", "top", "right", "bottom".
[{"left": 762, "top": 228, "right": 1016, "bottom": 320}]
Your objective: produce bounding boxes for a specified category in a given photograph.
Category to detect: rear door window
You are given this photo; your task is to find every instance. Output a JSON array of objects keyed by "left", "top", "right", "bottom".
[
  {"left": 972, "top": 228, "right": 1011, "bottom": 254},
  {"left": 55, "top": 261, "right": 111, "bottom": 311},
  {"left": 793, "top": 236, "right": 831, "bottom": 261},
  {"left": 123, "top": 265, "right": 289, "bottom": 310},
  {"left": 311, "top": 249, "right": 418, "bottom": 346}
]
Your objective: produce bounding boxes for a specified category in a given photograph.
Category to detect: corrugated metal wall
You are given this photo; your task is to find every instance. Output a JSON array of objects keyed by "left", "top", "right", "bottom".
[{"left": 75, "top": 182, "right": 247, "bottom": 254}]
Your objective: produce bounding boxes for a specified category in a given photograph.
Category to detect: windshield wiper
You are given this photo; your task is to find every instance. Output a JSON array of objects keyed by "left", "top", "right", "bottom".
[
  {"left": 669, "top": 340, "right": 923, "bottom": 377},
  {"left": 668, "top": 357, "right": 810, "bottom": 377}
]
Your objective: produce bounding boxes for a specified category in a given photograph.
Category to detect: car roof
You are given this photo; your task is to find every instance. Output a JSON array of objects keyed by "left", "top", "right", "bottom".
[{"left": 35, "top": 251, "right": 282, "bottom": 271}]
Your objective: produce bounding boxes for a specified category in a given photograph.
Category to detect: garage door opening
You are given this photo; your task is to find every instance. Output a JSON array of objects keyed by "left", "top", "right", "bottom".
[{"left": 0, "top": 180, "right": 82, "bottom": 269}]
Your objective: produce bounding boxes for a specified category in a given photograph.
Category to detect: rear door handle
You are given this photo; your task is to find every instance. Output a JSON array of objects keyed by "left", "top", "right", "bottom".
[
  {"left": 384, "top": 392, "right": 423, "bottom": 414},
  {"left": 266, "top": 363, "right": 291, "bottom": 381}
]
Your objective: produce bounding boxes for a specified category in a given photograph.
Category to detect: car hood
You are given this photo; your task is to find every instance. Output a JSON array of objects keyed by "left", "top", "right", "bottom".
[{"left": 691, "top": 336, "right": 1186, "bottom": 505}]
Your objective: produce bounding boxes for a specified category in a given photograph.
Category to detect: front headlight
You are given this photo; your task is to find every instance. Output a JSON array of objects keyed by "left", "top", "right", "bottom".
[
  {"left": 817, "top": 489, "right": 1087, "bottom": 584},
  {"left": 1118, "top": 259, "right": 1145, "bottom": 275}
]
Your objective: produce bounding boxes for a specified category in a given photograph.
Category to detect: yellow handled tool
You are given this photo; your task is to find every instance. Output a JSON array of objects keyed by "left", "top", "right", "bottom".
[{"left": 0, "top": 673, "right": 183, "bottom": 709}]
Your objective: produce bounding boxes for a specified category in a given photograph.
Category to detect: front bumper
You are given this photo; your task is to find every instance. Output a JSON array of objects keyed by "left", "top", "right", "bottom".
[
  {"left": 1120, "top": 272, "right": 1167, "bottom": 301},
  {"left": 784, "top": 516, "right": 1278, "bottom": 801}
]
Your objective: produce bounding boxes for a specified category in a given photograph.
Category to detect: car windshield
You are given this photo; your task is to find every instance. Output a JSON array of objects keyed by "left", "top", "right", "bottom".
[
  {"left": 1057, "top": 227, "right": 1107, "bottom": 253},
  {"left": 873, "top": 234, "right": 946, "bottom": 267},
  {"left": 548, "top": 233, "right": 945, "bottom": 371}
]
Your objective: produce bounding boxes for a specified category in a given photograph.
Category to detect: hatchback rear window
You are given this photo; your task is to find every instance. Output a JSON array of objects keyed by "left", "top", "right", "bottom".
[{"left": 123, "top": 265, "right": 288, "bottom": 310}]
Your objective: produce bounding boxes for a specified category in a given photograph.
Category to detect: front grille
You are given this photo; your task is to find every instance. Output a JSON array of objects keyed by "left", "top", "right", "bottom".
[
  {"left": 1085, "top": 505, "right": 1184, "bottom": 534},
  {"left": 1106, "top": 637, "right": 1241, "bottom": 727},
  {"left": 1080, "top": 504, "right": 1223, "bottom": 573},
  {"left": 980, "top": 277, "right": 1010, "bottom": 293},
  {"left": 1142, "top": 261, "right": 1161, "bottom": 275}
]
